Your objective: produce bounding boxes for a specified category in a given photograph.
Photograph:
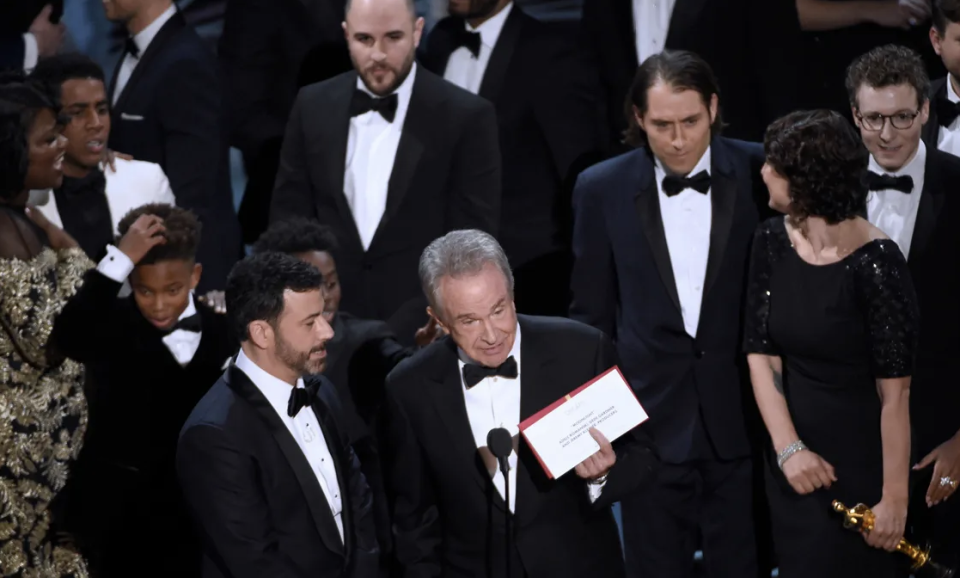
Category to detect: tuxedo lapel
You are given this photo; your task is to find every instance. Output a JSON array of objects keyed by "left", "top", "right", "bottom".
[
  {"left": 323, "top": 75, "right": 362, "bottom": 250},
  {"left": 429, "top": 339, "right": 507, "bottom": 512},
  {"left": 665, "top": 0, "right": 709, "bottom": 49},
  {"left": 477, "top": 7, "right": 523, "bottom": 103},
  {"left": 910, "top": 152, "right": 947, "bottom": 261},
  {"left": 702, "top": 141, "right": 737, "bottom": 300},
  {"left": 310, "top": 381, "right": 354, "bottom": 558},
  {"left": 112, "top": 12, "right": 185, "bottom": 114},
  {"left": 923, "top": 78, "right": 947, "bottom": 149},
  {"left": 225, "top": 367, "right": 345, "bottom": 557},
  {"left": 420, "top": 18, "right": 461, "bottom": 75},
  {"left": 634, "top": 154, "right": 682, "bottom": 313},
  {"left": 370, "top": 72, "right": 428, "bottom": 249}
]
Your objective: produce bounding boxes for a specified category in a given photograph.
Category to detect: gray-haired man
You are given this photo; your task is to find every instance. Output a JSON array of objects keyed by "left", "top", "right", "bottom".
[{"left": 380, "top": 229, "right": 658, "bottom": 578}]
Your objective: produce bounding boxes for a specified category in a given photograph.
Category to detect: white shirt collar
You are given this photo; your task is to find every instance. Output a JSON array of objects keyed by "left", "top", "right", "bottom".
[
  {"left": 235, "top": 349, "right": 306, "bottom": 419},
  {"left": 466, "top": 2, "right": 514, "bottom": 49},
  {"left": 948, "top": 76, "right": 960, "bottom": 104},
  {"left": 356, "top": 62, "right": 418, "bottom": 116},
  {"left": 868, "top": 140, "right": 926, "bottom": 186},
  {"left": 457, "top": 322, "right": 522, "bottom": 373},
  {"left": 132, "top": 4, "right": 178, "bottom": 56}
]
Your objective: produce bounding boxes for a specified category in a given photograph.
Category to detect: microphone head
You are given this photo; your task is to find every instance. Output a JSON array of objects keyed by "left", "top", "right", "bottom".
[{"left": 487, "top": 427, "right": 513, "bottom": 459}]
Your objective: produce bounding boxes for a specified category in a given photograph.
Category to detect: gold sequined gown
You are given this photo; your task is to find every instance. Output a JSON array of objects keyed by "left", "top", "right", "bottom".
[{"left": 0, "top": 242, "right": 93, "bottom": 577}]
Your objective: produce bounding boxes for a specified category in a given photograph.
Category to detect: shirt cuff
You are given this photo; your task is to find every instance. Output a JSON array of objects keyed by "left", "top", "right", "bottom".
[
  {"left": 22, "top": 33, "right": 39, "bottom": 71},
  {"left": 587, "top": 479, "right": 606, "bottom": 503},
  {"left": 97, "top": 245, "right": 135, "bottom": 283}
]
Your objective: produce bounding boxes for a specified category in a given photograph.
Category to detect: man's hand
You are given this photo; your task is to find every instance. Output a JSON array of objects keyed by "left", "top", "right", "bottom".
[
  {"left": 198, "top": 290, "right": 226, "bottom": 314},
  {"left": 914, "top": 433, "right": 960, "bottom": 506},
  {"left": 867, "top": 0, "right": 931, "bottom": 29},
  {"left": 25, "top": 206, "right": 78, "bottom": 250},
  {"left": 102, "top": 149, "right": 134, "bottom": 174},
  {"left": 117, "top": 214, "right": 166, "bottom": 263},
  {"left": 575, "top": 428, "right": 616, "bottom": 481},
  {"left": 414, "top": 316, "right": 446, "bottom": 348},
  {"left": 29, "top": 5, "right": 65, "bottom": 59}
]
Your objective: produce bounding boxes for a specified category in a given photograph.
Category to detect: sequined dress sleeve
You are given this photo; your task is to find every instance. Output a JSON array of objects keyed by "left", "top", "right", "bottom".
[
  {"left": 0, "top": 246, "right": 94, "bottom": 577},
  {"left": 849, "top": 240, "right": 920, "bottom": 379},
  {"left": 743, "top": 217, "right": 790, "bottom": 355}
]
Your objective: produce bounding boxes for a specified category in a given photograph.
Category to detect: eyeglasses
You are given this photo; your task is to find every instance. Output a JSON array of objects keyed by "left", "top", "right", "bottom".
[{"left": 855, "top": 109, "right": 921, "bottom": 131}]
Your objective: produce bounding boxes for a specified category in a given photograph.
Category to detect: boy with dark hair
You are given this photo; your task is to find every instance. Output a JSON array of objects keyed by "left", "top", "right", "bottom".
[
  {"left": 847, "top": 44, "right": 960, "bottom": 569},
  {"left": 925, "top": 0, "right": 960, "bottom": 158},
  {"left": 28, "top": 53, "right": 175, "bottom": 261},
  {"left": 53, "top": 203, "right": 235, "bottom": 578}
]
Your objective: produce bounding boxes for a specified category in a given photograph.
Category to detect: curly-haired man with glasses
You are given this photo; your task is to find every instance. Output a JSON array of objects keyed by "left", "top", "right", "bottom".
[{"left": 847, "top": 43, "right": 960, "bottom": 570}]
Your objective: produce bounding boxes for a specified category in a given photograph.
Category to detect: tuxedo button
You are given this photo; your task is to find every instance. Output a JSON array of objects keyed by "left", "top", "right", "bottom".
[{"left": 695, "top": 350, "right": 704, "bottom": 359}]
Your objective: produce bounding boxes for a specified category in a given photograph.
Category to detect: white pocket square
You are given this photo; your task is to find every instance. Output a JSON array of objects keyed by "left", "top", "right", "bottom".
[{"left": 120, "top": 113, "right": 144, "bottom": 121}]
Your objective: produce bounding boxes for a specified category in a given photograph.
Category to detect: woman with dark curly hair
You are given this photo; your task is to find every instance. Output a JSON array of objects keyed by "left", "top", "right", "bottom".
[
  {"left": 743, "top": 109, "right": 919, "bottom": 577},
  {"left": 0, "top": 76, "right": 92, "bottom": 576}
]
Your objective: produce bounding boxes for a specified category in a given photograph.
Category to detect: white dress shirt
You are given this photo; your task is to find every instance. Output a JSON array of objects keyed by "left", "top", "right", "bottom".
[
  {"left": 633, "top": 0, "right": 677, "bottom": 66},
  {"left": 458, "top": 325, "right": 603, "bottom": 512},
  {"left": 344, "top": 64, "right": 417, "bottom": 250},
  {"left": 657, "top": 148, "right": 712, "bottom": 338},
  {"left": 866, "top": 141, "right": 926, "bottom": 260},
  {"left": 97, "top": 245, "right": 202, "bottom": 365},
  {"left": 235, "top": 349, "right": 345, "bottom": 541},
  {"left": 22, "top": 33, "right": 39, "bottom": 72},
  {"left": 442, "top": 3, "right": 513, "bottom": 94},
  {"left": 937, "top": 76, "right": 960, "bottom": 159},
  {"left": 112, "top": 4, "right": 178, "bottom": 104}
]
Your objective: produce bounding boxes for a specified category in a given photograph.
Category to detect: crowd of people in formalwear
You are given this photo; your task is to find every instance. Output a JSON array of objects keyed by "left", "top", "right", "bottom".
[{"left": 2, "top": 0, "right": 960, "bottom": 577}]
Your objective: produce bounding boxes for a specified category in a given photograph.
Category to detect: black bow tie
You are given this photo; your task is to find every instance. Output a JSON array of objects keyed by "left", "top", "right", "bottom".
[
  {"left": 865, "top": 171, "right": 914, "bottom": 194},
  {"left": 163, "top": 313, "right": 201, "bottom": 335},
  {"left": 662, "top": 170, "right": 711, "bottom": 197},
  {"left": 463, "top": 356, "right": 518, "bottom": 388},
  {"left": 451, "top": 27, "right": 482, "bottom": 58},
  {"left": 124, "top": 37, "right": 140, "bottom": 59},
  {"left": 287, "top": 380, "right": 320, "bottom": 418},
  {"left": 936, "top": 96, "right": 960, "bottom": 128},
  {"left": 349, "top": 90, "right": 398, "bottom": 122}
]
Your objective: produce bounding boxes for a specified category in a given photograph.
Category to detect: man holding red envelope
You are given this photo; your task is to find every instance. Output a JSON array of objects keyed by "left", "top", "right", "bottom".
[{"left": 381, "top": 229, "right": 658, "bottom": 578}]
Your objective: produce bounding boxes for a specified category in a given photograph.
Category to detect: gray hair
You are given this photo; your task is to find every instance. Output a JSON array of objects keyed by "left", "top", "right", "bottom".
[{"left": 419, "top": 230, "right": 514, "bottom": 314}]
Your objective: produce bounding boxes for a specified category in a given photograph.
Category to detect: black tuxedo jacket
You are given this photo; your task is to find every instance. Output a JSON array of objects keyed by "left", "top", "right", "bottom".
[
  {"left": 0, "top": 0, "right": 61, "bottom": 69},
  {"left": 382, "top": 315, "right": 658, "bottom": 578},
  {"left": 570, "top": 138, "right": 770, "bottom": 464},
  {"left": 420, "top": 7, "right": 598, "bottom": 267},
  {"left": 219, "top": 0, "right": 351, "bottom": 242},
  {"left": 270, "top": 68, "right": 502, "bottom": 328},
  {"left": 581, "top": 0, "right": 801, "bottom": 147},
  {"left": 899, "top": 148, "right": 960, "bottom": 454},
  {"left": 177, "top": 365, "right": 379, "bottom": 578},
  {"left": 922, "top": 77, "right": 953, "bottom": 155},
  {"left": 108, "top": 11, "right": 240, "bottom": 291},
  {"left": 51, "top": 268, "right": 235, "bottom": 575}
]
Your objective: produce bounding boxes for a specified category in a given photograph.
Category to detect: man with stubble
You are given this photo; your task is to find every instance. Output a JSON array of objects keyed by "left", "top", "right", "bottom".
[{"left": 270, "top": 0, "right": 502, "bottom": 348}]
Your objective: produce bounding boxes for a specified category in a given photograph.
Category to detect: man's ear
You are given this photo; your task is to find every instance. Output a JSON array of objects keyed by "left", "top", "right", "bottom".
[
  {"left": 247, "top": 320, "right": 274, "bottom": 350},
  {"left": 426, "top": 306, "right": 446, "bottom": 333},
  {"left": 190, "top": 262, "right": 203, "bottom": 290}
]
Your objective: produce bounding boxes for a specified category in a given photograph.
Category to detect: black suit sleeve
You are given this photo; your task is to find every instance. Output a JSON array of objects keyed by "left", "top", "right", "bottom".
[
  {"left": 382, "top": 385, "right": 442, "bottom": 578},
  {"left": 532, "top": 38, "right": 601, "bottom": 189},
  {"left": 269, "top": 89, "right": 315, "bottom": 223},
  {"left": 589, "top": 332, "right": 658, "bottom": 510},
  {"left": 50, "top": 269, "right": 124, "bottom": 363},
  {"left": 0, "top": 34, "right": 26, "bottom": 69},
  {"left": 568, "top": 171, "right": 618, "bottom": 337},
  {"left": 218, "top": 0, "right": 287, "bottom": 157},
  {"left": 176, "top": 425, "right": 303, "bottom": 578},
  {"left": 445, "top": 99, "right": 501, "bottom": 236}
]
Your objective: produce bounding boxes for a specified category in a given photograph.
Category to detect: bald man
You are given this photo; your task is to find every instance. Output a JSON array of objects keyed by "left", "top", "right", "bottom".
[{"left": 270, "top": 0, "right": 502, "bottom": 347}]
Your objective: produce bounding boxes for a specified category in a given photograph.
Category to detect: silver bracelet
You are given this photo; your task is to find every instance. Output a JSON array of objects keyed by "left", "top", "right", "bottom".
[{"left": 776, "top": 440, "right": 807, "bottom": 470}]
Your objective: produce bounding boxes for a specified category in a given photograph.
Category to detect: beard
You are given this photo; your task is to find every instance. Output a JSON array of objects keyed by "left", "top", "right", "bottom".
[
  {"left": 451, "top": 0, "right": 501, "bottom": 19},
  {"left": 358, "top": 47, "right": 417, "bottom": 97},
  {"left": 275, "top": 333, "right": 326, "bottom": 377}
]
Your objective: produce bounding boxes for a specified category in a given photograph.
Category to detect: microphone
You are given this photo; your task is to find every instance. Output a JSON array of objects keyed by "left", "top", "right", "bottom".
[{"left": 487, "top": 427, "right": 514, "bottom": 578}]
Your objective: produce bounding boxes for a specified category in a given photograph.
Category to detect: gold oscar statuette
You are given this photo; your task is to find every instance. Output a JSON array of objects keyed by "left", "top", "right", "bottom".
[{"left": 832, "top": 500, "right": 955, "bottom": 578}]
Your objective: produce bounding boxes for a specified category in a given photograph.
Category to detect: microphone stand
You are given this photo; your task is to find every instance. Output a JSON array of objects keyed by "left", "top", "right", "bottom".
[{"left": 498, "top": 454, "right": 511, "bottom": 578}]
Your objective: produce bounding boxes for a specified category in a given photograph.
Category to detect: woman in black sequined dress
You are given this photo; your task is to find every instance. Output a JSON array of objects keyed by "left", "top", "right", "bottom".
[{"left": 743, "top": 110, "right": 919, "bottom": 577}]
